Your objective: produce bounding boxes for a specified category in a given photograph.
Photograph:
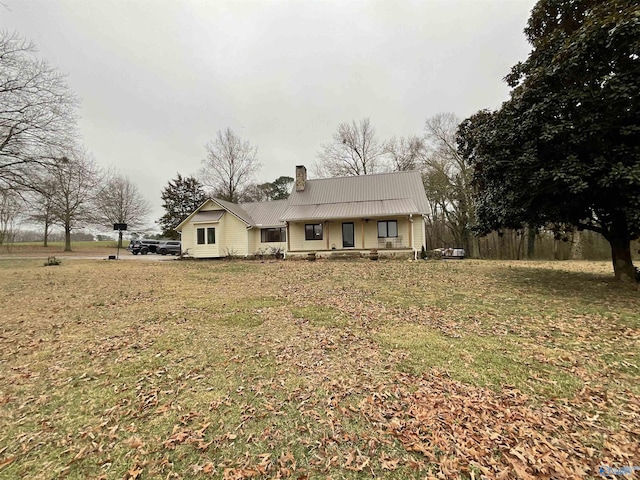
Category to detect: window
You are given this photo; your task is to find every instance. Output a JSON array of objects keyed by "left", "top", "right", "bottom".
[
  {"left": 305, "top": 223, "right": 323, "bottom": 240},
  {"left": 197, "top": 227, "right": 215, "bottom": 244},
  {"left": 261, "top": 227, "right": 286, "bottom": 243},
  {"left": 377, "top": 220, "right": 398, "bottom": 238}
]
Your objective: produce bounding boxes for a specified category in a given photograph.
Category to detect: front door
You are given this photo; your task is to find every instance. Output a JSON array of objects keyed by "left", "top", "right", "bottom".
[{"left": 342, "top": 222, "right": 354, "bottom": 248}]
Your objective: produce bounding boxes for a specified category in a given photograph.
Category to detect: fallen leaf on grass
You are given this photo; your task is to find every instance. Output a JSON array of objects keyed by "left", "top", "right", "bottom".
[{"left": 0, "top": 456, "right": 16, "bottom": 469}]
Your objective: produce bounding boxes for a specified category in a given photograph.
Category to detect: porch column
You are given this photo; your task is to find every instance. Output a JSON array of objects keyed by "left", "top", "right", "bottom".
[
  {"left": 408, "top": 215, "right": 413, "bottom": 249},
  {"left": 286, "top": 222, "right": 290, "bottom": 252},
  {"left": 361, "top": 221, "right": 365, "bottom": 248},
  {"left": 325, "top": 221, "right": 329, "bottom": 250}
]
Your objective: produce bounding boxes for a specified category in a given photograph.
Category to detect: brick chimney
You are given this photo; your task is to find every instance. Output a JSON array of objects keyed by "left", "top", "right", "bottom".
[{"left": 295, "top": 165, "right": 307, "bottom": 192}]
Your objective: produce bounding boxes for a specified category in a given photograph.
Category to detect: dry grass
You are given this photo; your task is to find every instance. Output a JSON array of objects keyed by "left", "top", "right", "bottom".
[
  {"left": 0, "top": 258, "right": 638, "bottom": 479},
  {"left": 0, "top": 241, "right": 120, "bottom": 257}
]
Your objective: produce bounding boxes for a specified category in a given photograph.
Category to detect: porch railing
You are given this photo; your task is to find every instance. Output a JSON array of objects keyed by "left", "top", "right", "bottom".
[{"left": 377, "top": 236, "right": 404, "bottom": 249}]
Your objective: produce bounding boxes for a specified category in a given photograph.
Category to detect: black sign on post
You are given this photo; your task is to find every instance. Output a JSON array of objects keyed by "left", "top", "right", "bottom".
[{"left": 113, "top": 224, "right": 127, "bottom": 260}]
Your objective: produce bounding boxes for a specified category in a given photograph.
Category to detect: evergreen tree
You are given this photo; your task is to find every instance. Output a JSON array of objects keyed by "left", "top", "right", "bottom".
[
  {"left": 459, "top": 0, "right": 640, "bottom": 282},
  {"left": 158, "top": 174, "right": 206, "bottom": 239}
]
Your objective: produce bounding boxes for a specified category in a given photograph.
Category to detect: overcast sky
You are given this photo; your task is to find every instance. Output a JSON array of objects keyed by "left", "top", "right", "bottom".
[{"left": 1, "top": 0, "right": 534, "bottom": 228}]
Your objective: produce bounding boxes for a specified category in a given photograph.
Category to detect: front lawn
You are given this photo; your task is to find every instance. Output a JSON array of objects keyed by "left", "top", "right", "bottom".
[{"left": 0, "top": 259, "right": 637, "bottom": 479}]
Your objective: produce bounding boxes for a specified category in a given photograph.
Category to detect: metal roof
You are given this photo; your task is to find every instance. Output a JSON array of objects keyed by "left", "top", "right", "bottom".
[
  {"left": 286, "top": 170, "right": 429, "bottom": 213},
  {"left": 192, "top": 210, "right": 225, "bottom": 222},
  {"left": 280, "top": 198, "right": 420, "bottom": 221},
  {"left": 176, "top": 170, "right": 430, "bottom": 232},
  {"left": 241, "top": 199, "right": 289, "bottom": 227},
  {"left": 212, "top": 197, "right": 254, "bottom": 226}
]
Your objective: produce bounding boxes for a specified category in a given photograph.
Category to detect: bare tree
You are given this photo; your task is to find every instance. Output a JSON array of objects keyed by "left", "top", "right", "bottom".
[
  {"left": 94, "top": 172, "right": 151, "bottom": 247},
  {"left": 384, "top": 135, "right": 427, "bottom": 172},
  {"left": 47, "top": 152, "right": 102, "bottom": 251},
  {"left": 424, "top": 113, "right": 478, "bottom": 256},
  {"left": 26, "top": 176, "right": 56, "bottom": 246},
  {"left": 200, "top": 128, "right": 261, "bottom": 203},
  {"left": 315, "top": 118, "right": 387, "bottom": 177},
  {"left": 0, "top": 31, "right": 79, "bottom": 192},
  {"left": 0, "top": 188, "right": 22, "bottom": 247}
]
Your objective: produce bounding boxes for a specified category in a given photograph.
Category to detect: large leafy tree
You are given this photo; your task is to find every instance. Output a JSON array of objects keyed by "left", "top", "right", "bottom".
[
  {"left": 158, "top": 174, "right": 206, "bottom": 239},
  {"left": 459, "top": 0, "right": 640, "bottom": 282}
]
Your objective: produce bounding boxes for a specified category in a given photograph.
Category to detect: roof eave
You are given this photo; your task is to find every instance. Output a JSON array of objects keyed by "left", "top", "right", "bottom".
[
  {"left": 281, "top": 211, "right": 423, "bottom": 222},
  {"left": 175, "top": 198, "right": 216, "bottom": 232}
]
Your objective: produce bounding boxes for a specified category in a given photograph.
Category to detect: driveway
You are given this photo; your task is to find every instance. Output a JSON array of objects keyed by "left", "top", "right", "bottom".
[{"left": 118, "top": 253, "right": 177, "bottom": 261}]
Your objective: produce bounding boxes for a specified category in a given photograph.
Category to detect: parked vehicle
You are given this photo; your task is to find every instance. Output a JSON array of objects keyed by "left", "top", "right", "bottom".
[
  {"left": 130, "top": 239, "right": 160, "bottom": 255},
  {"left": 156, "top": 240, "right": 182, "bottom": 255}
]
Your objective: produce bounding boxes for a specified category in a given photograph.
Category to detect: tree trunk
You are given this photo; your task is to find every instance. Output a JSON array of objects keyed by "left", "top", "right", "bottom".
[
  {"left": 64, "top": 224, "right": 72, "bottom": 252},
  {"left": 466, "top": 235, "right": 479, "bottom": 259},
  {"left": 527, "top": 226, "right": 536, "bottom": 259},
  {"left": 571, "top": 229, "right": 582, "bottom": 260},
  {"left": 43, "top": 218, "right": 49, "bottom": 247},
  {"left": 608, "top": 224, "right": 636, "bottom": 282},
  {"left": 461, "top": 225, "right": 477, "bottom": 259},
  {"left": 516, "top": 231, "right": 525, "bottom": 260}
]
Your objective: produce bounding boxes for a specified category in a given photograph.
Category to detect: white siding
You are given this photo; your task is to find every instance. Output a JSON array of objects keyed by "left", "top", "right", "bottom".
[
  {"left": 190, "top": 223, "right": 221, "bottom": 258},
  {"left": 180, "top": 200, "right": 226, "bottom": 258},
  {"left": 219, "top": 213, "right": 249, "bottom": 256},
  {"left": 181, "top": 223, "right": 195, "bottom": 253},
  {"left": 248, "top": 229, "right": 258, "bottom": 255},
  {"left": 181, "top": 198, "right": 427, "bottom": 258},
  {"left": 413, "top": 216, "right": 425, "bottom": 250}
]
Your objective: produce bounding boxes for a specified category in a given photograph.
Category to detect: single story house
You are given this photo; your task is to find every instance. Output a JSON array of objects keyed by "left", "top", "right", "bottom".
[{"left": 176, "top": 165, "right": 430, "bottom": 259}]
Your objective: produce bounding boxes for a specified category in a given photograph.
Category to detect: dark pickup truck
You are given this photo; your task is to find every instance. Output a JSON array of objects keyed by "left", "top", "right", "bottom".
[{"left": 128, "top": 239, "right": 160, "bottom": 255}]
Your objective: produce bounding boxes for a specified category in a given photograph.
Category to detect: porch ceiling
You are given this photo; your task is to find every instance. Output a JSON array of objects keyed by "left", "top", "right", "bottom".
[{"left": 280, "top": 198, "right": 419, "bottom": 221}]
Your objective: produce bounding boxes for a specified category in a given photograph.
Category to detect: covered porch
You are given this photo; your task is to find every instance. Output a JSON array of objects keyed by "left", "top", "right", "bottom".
[{"left": 284, "top": 216, "right": 422, "bottom": 258}]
